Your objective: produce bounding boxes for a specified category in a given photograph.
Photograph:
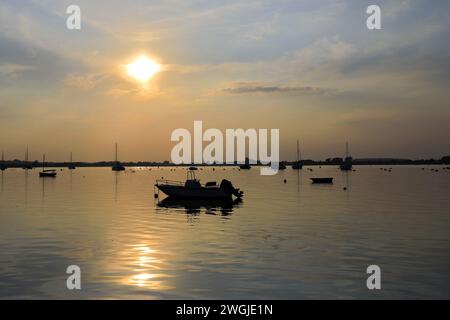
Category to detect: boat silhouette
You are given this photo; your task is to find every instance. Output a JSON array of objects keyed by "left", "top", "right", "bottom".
[
  {"left": 112, "top": 143, "right": 125, "bottom": 171},
  {"left": 310, "top": 177, "right": 333, "bottom": 184},
  {"left": 292, "top": 139, "right": 303, "bottom": 170},
  {"left": 22, "top": 147, "right": 33, "bottom": 169},
  {"left": 239, "top": 157, "right": 251, "bottom": 170},
  {"left": 68, "top": 152, "right": 76, "bottom": 170},
  {"left": 39, "top": 154, "right": 57, "bottom": 178},
  {"left": 0, "top": 151, "right": 7, "bottom": 171},
  {"left": 340, "top": 142, "right": 353, "bottom": 171},
  {"left": 156, "top": 168, "right": 243, "bottom": 199}
]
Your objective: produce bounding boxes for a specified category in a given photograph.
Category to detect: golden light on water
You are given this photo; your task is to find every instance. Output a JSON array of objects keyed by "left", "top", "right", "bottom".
[
  {"left": 121, "top": 244, "right": 174, "bottom": 290},
  {"left": 126, "top": 55, "right": 161, "bottom": 83}
]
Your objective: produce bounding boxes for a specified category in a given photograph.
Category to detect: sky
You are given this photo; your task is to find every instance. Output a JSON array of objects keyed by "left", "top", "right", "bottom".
[{"left": 1, "top": 0, "right": 449, "bottom": 162}]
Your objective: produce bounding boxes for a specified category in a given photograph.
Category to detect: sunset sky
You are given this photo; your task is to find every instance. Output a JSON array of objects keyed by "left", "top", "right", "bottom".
[{"left": 1, "top": 0, "right": 449, "bottom": 162}]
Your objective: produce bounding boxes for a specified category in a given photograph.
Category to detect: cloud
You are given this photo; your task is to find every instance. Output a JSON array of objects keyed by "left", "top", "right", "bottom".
[
  {"left": 0, "top": 63, "right": 34, "bottom": 79},
  {"left": 63, "top": 73, "right": 108, "bottom": 90},
  {"left": 220, "top": 82, "right": 333, "bottom": 95}
]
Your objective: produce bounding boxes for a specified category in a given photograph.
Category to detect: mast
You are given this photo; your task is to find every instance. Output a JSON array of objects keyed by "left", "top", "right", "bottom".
[
  {"left": 297, "top": 140, "right": 300, "bottom": 162},
  {"left": 345, "top": 141, "right": 349, "bottom": 158},
  {"left": 115, "top": 143, "right": 118, "bottom": 163},
  {"left": 42, "top": 154, "right": 45, "bottom": 171}
]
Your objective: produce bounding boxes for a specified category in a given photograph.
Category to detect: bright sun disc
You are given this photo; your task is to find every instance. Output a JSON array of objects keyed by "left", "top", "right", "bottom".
[{"left": 127, "top": 55, "right": 161, "bottom": 82}]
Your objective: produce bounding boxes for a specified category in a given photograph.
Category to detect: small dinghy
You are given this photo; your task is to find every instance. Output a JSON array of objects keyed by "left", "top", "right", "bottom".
[
  {"left": 155, "top": 168, "right": 243, "bottom": 199},
  {"left": 311, "top": 177, "right": 333, "bottom": 184}
]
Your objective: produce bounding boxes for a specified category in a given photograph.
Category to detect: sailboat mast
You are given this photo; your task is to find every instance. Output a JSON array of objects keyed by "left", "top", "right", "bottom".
[
  {"left": 297, "top": 140, "right": 300, "bottom": 162},
  {"left": 42, "top": 154, "right": 45, "bottom": 171},
  {"left": 115, "top": 143, "right": 118, "bottom": 163}
]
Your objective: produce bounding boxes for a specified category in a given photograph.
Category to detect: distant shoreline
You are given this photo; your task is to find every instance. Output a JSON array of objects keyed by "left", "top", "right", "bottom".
[{"left": 1, "top": 157, "right": 449, "bottom": 169}]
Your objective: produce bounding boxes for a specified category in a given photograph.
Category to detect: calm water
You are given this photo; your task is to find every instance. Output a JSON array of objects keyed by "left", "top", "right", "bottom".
[{"left": 1, "top": 166, "right": 450, "bottom": 299}]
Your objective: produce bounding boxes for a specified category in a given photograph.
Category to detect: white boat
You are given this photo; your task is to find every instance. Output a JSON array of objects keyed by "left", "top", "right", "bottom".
[{"left": 155, "top": 168, "right": 243, "bottom": 199}]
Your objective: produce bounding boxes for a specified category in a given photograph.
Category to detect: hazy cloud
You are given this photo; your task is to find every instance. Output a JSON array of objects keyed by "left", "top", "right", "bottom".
[
  {"left": 221, "top": 82, "right": 333, "bottom": 95},
  {"left": 63, "top": 73, "right": 108, "bottom": 90}
]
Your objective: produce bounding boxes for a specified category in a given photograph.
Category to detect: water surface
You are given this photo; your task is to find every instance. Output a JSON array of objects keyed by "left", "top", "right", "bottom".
[{"left": 1, "top": 166, "right": 450, "bottom": 299}]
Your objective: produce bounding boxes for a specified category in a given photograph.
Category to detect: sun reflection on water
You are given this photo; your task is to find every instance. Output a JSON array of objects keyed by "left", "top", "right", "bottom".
[{"left": 122, "top": 244, "right": 174, "bottom": 290}]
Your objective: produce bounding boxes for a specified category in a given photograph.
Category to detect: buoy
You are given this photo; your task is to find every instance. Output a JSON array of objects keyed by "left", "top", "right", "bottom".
[
  {"left": 343, "top": 187, "right": 347, "bottom": 190},
  {"left": 283, "top": 179, "right": 287, "bottom": 183}
]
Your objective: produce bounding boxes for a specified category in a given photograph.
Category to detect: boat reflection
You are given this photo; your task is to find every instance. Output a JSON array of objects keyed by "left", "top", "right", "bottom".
[{"left": 157, "top": 196, "right": 242, "bottom": 216}]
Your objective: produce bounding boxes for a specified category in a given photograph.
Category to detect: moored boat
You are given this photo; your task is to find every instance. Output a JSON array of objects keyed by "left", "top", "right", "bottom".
[
  {"left": 68, "top": 152, "right": 76, "bottom": 170},
  {"left": 292, "top": 140, "right": 303, "bottom": 170},
  {"left": 239, "top": 157, "right": 251, "bottom": 170},
  {"left": 39, "top": 154, "right": 57, "bottom": 178},
  {"left": 112, "top": 143, "right": 125, "bottom": 171},
  {"left": 156, "top": 168, "right": 243, "bottom": 199},
  {"left": 0, "top": 151, "right": 6, "bottom": 171},
  {"left": 340, "top": 142, "right": 353, "bottom": 171},
  {"left": 22, "top": 147, "right": 33, "bottom": 169},
  {"left": 310, "top": 177, "right": 333, "bottom": 184}
]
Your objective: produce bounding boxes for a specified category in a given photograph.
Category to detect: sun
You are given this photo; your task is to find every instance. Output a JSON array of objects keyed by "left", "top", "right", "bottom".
[{"left": 127, "top": 55, "right": 161, "bottom": 83}]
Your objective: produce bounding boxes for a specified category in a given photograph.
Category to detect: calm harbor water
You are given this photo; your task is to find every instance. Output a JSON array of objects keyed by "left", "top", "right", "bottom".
[{"left": 1, "top": 166, "right": 450, "bottom": 299}]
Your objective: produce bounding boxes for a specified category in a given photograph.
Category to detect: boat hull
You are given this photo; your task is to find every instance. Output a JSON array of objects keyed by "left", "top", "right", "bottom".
[
  {"left": 340, "top": 163, "right": 352, "bottom": 171},
  {"left": 156, "top": 184, "right": 232, "bottom": 199},
  {"left": 311, "top": 177, "right": 333, "bottom": 184},
  {"left": 39, "top": 172, "right": 57, "bottom": 178}
]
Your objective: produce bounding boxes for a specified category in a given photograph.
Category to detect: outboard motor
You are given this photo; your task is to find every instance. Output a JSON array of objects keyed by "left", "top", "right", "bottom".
[{"left": 220, "top": 179, "right": 244, "bottom": 198}]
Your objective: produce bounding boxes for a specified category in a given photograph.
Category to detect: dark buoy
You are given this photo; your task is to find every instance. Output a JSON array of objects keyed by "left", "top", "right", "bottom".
[
  {"left": 343, "top": 187, "right": 347, "bottom": 190},
  {"left": 283, "top": 179, "right": 287, "bottom": 183}
]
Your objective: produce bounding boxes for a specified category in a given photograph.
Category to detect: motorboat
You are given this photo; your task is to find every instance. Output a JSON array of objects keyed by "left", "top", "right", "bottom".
[
  {"left": 155, "top": 168, "right": 243, "bottom": 199},
  {"left": 39, "top": 170, "right": 57, "bottom": 178},
  {"left": 310, "top": 177, "right": 333, "bottom": 184}
]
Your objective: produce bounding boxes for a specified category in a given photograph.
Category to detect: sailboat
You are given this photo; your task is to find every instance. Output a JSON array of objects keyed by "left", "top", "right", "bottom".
[
  {"left": 340, "top": 142, "right": 353, "bottom": 171},
  {"left": 0, "top": 151, "right": 7, "bottom": 171},
  {"left": 112, "top": 143, "right": 125, "bottom": 171},
  {"left": 68, "top": 152, "right": 76, "bottom": 170},
  {"left": 39, "top": 154, "right": 57, "bottom": 178},
  {"left": 22, "top": 147, "right": 33, "bottom": 169},
  {"left": 292, "top": 140, "right": 303, "bottom": 170}
]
